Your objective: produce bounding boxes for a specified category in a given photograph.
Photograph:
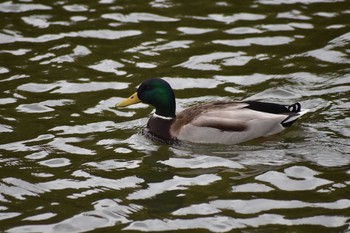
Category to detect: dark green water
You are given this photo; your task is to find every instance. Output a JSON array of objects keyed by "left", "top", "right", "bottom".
[{"left": 1, "top": 0, "right": 350, "bottom": 232}]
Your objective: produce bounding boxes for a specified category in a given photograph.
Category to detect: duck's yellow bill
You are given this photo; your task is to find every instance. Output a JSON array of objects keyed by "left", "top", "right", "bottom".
[{"left": 116, "top": 92, "right": 140, "bottom": 107}]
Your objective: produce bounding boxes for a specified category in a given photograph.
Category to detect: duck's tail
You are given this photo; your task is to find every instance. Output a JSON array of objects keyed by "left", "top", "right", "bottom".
[{"left": 281, "top": 103, "right": 309, "bottom": 127}]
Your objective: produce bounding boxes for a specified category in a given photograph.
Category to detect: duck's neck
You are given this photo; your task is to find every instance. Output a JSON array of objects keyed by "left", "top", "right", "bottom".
[
  {"left": 155, "top": 105, "right": 176, "bottom": 118},
  {"left": 154, "top": 94, "right": 176, "bottom": 118}
]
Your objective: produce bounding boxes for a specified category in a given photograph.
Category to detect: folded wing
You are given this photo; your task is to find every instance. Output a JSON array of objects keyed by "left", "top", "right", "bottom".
[{"left": 171, "top": 101, "right": 307, "bottom": 144}]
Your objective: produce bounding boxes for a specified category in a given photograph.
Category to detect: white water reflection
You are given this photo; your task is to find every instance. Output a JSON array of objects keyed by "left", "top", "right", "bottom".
[
  {"left": 1, "top": 177, "right": 46, "bottom": 200},
  {"left": 135, "top": 62, "right": 157, "bottom": 68},
  {"left": 232, "top": 183, "right": 274, "bottom": 192},
  {"left": 89, "top": 59, "right": 126, "bottom": 75},
  {"left": 125, "top": 214, "right": 348, "bottom": 232},
  {"left": 42, "top": 172, "right": 143, "bottom": 194},
  {"left": 0, "top": 49, "right": 30, "bottom": 55},
  {"left": 277, "top": 10, "right": 311, "bottom": 20},
  {"left": 256, "top": 166, "right": 333, "bottom": 191},
  {"left": 48, "top": 137, "right": 95, "bottom": 155},
  {"left": 122, "top": 133, "right": 159, "bottom": 153},
  {"left": 0, "top": 1, "right": 51, "bottom": 12},
  {"left": 176, "top": 52, "right": 251, "bottom": 71},
  {"left": 215, "top": 73, "right": 272, "bottom": 86},
  {"left": 177, "top": 27, "right": 215, "bottom": 35},
  {"left": 260, "top": 0, "right": 343, "bottom": 4},
  {"left": 23, "top": 213, "right": 56, "bottom": 221},
  {"left": 39, "top": 158, "right": 71, "bottom": 168},
  {"left": 0, "top": 172, "right": 143, "bottom": 202},
  {"left": 0, "top": 134, "right": 96, "bottom": 155},
  {"left": 0, "top": 134, "right": 54, "bottom": 152},
  {"left": 1, "top": 0, "right": 349, "bottom": 232},
  {"left": 160, "top": 155, "right": 244, "bottom": 169},
  {"left": 0, "top": 67, "right": 9, "bottom": 74},
  {"left": 17, "top": 99, "right": 74, "bottom": 113},
  {"left": 84, "top": 97, "right": 135, "bottom": 116},
  {"left": 0, "top": 212, "right": 21, "bottom": 221},
  {"left": 38, "top": 45, "right": 91, "bottom": 65},
  {"left": 0, "top": 30, "right": 142, "bottom": 44},
  {"left": 0, "top": 122, "right": 13, "bottom": 132},
  {"left": 84, "top": 159, "right": 141, "bottom": 171},
  {"left": 225, "top": 27, "right": 263, "bottom": 34},
  {"left": 17, "top": 81, "right": 129, "bottom": 94},
  {"left": 225, "top": 22, "right": 314, "bottom": 35},
  {"left": 103, "top": 12, "right": 179, "bottom": 23},
  {"left": 208, "top": 13, "right": 266, "bottom": 24},
  {"left": 22, "top": 15, "right": 60, "bottom": 28},
  {"left": 307, "top": 48, "right": 350, "bottom": 64},
  {"left": 173, "top": 199, "right": 350, "bottom": 215},
  {"left": 50, "top": 119, "right": 144, "bottom": 135},
  {"left": 285, "top": 31, "right": 350, "bottom": 64},
  {"left": 126, "top": 39, "right": 193, "bottom": 56},
  {"left": 25, "top": 151, "right": 49, "bottom": 160},
  {"left": 214, "top": 36, "right": 295, "bottom": 47},
  {"left": 163, "top": 77, "right": 222, "bottom": 90},
  {"left": 63, "top": 4, "right": 89, "bottom": 12},
  {"left": 291, "top": 144, "right": 350, "bottom": 167},
  {"left": 127, "top": 174, "right": 221, "bottom": 200},
  {"left": 0, "top": 98, "right": 16, "bottom": 105},
  {"left": 9, "top": 199, "right": 141, "bottom": 233}
]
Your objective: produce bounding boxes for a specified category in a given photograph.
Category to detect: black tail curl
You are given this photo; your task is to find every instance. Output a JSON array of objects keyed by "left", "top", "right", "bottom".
[
  {"left": 244, "top": 101, "right": 301, "bottom": 114},
  {"left": 288, "top": 103, "right": 301, "bottom": 112}
]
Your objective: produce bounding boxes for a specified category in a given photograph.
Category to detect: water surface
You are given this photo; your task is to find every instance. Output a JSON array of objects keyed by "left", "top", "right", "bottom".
[{"left": 0, "top": 0, "right": 350, "bottom": 232}]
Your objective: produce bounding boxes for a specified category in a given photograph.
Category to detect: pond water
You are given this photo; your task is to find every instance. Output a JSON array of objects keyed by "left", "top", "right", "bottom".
[{"left": 0, "top": 0, "right": 350, "bottom": 232}]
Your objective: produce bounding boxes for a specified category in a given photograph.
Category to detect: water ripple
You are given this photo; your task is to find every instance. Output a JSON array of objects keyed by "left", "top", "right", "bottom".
[
  {"left": 89, "top": 59, "right": 126, "bottom": 75},
  {"left": 174, "top": 199, "right": 350, "bottom": 215},
  {"left": 63, "top": 4, "right": 89, "bottom": 12},
  {"left": 9, "top": 199, "right": 141, "bottom": 233},
  {"left": 232, "top": 183, "right": 274, "bottom": 193},
  {"left": 17, "top": 99, "right": 74, "bottom": 113},
  {"left": 260, "top": 0, "right": 344, "bottom": 4},
  {"left": 23, "top": 213, "right": 57, "bottom": 221},
  {"left": 84, "top": 159, "right": 141, "bottom": 171},
  {"left": 125, "top": 214, "right": 348, "bottom": 232},
  {"left": 1, "top": 0, "right": 349, "bottom": 232},
  {"left": 126, "top": 39, "right": 193, "bottom": 56},
  {"left": 17, "top": 81, "right": 129, "bottom": 94},
  {"left": 39, "top": 158, "right": 71, "bottom": 168},
  {"left": 102, "top": 12, "right": 179, "bottom": 23},
  {"left": 159, "top": 155, "right": 244, "bottom": 169},
  {"left": 0, "top": 1, "right": 51, "bottom": 12},
  {"left": 0, "top": 30, "right": 141, "bottom": 44},
  {"left": 176, "top": 52, "right": 252, "bottom": 71},
  {"left": 208, "top": 13, "right": 266, "bottom": 23},
  {"left": 0, "top": 134, "right": 54, "bottom": 152},
  {"left": 214, "top": 36, "right": 295, "bottom": 47},
  {"left": 256, "top": 166, "right": 333, "bottom": 191},
  {"left": 163, "top": 77, "right": 222, "bottom": 90},
  {"left": 127, "top": 174, "right": 221, "bottom": 200},
  {"left": 177, "top": 27, "right": 215, "bottom": 35}
]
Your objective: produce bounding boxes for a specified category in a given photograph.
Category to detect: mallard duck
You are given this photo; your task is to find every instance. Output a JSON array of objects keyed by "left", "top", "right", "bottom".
[{"left": 117, "top": 78, "right": 308, "bottom": 144}]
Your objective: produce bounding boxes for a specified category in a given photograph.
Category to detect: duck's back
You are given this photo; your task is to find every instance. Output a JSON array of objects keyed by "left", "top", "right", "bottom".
[{"left": 170, "top": 101, "right": 305, "bottom": 144}]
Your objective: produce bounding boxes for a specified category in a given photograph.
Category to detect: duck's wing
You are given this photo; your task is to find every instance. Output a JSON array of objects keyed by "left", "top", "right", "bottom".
[{"left": 171, "top": 101, "right": 307, "bottom": 144}]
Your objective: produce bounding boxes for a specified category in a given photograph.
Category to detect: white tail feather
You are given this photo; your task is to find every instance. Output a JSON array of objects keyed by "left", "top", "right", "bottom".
[{"left": 283, "top": 108, "right": 309, "bottom": 125}]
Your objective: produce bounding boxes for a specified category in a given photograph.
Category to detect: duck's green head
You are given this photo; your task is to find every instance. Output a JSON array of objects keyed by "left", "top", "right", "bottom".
[{"left": 117, "top": 78, "right": 176, "bottom": 118}]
